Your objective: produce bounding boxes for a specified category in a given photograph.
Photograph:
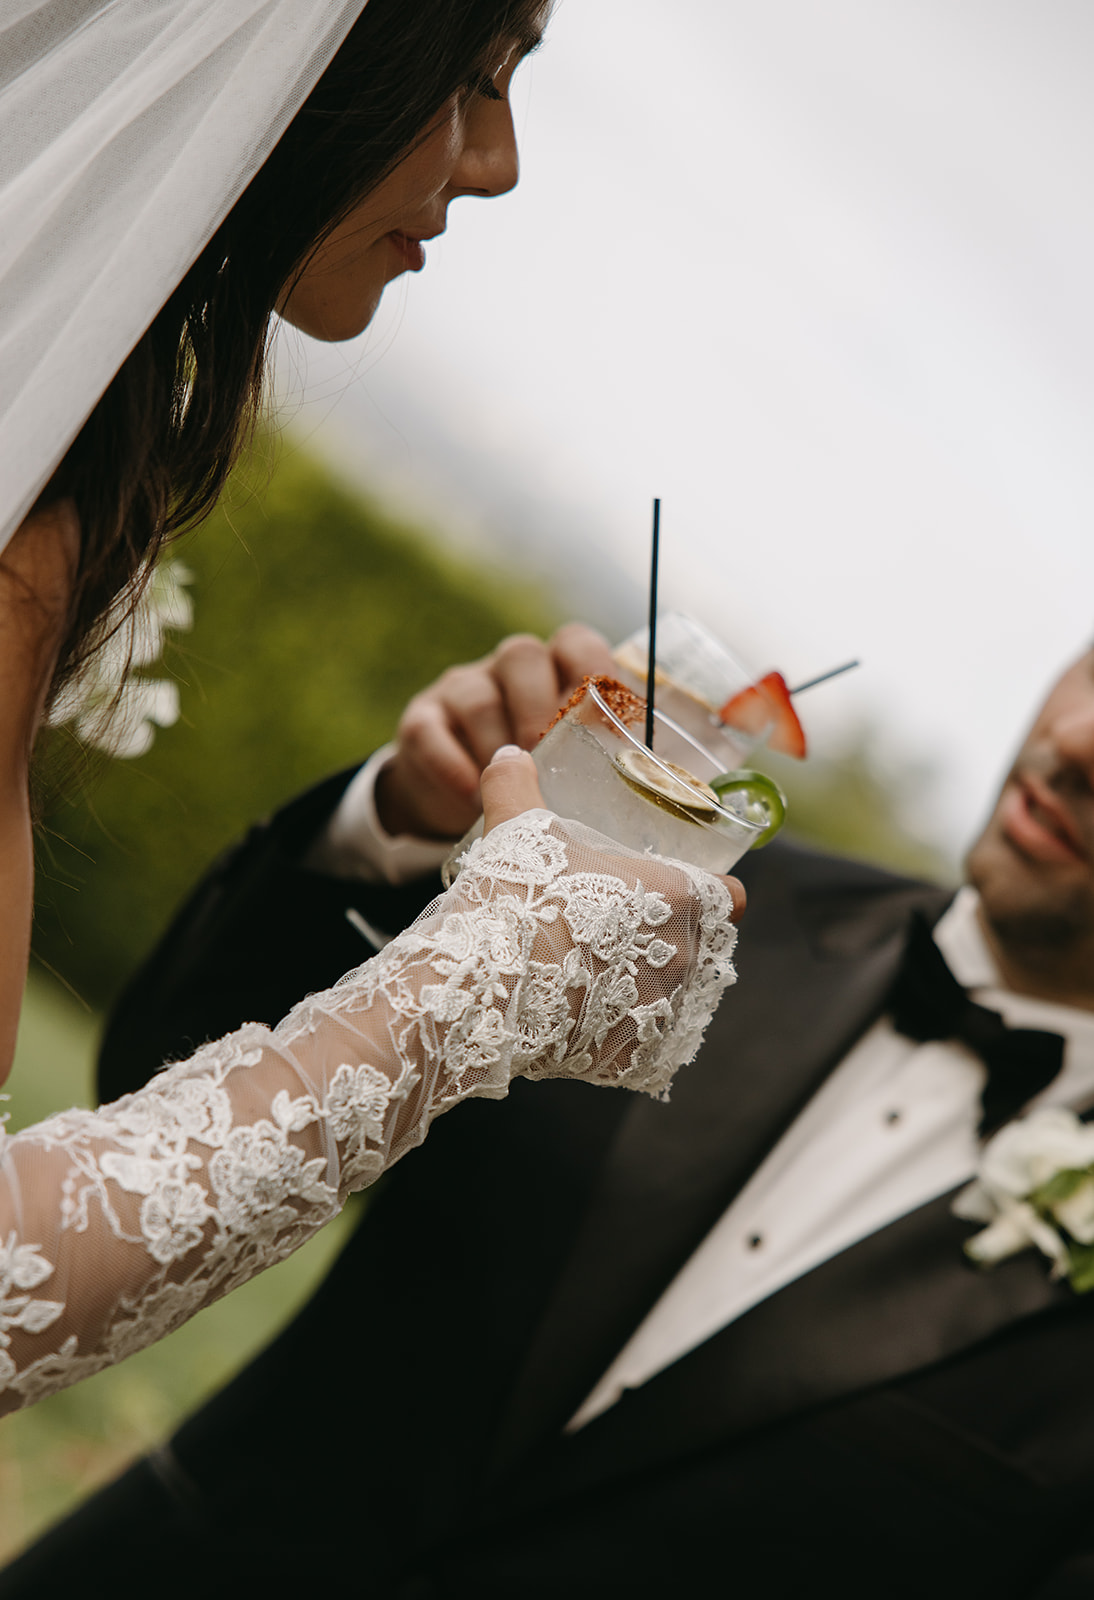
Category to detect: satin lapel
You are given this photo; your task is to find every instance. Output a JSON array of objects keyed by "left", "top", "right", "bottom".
[
  {"left": 490, "top": 853, "right": 946, "bottom": 1472},
  {"left": 515, "top": 1183, "right": 1071, "bottom": 1504}
]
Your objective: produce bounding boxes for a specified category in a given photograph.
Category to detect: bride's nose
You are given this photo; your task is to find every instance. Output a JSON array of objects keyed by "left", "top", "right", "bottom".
[{"left": 451, "top": 99, "right": 520, "bottom": 200}]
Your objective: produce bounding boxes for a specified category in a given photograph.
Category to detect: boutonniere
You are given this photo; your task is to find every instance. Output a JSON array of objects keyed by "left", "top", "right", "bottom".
[{"left": 953, "top": 1107, "right": 1094, "bottom": 1292}]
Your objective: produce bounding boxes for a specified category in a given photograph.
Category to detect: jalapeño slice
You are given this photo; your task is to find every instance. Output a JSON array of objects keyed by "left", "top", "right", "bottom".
[{"left": 709, "top": 768, "right": 787, "bottom": 849}]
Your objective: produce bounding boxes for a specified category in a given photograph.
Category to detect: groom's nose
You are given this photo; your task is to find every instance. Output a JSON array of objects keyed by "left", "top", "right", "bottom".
[
  {"left": 1052, "top": 665, "right": 1094, "bottom": 780},
  {"left": 1055, "top": 704, "right": 1094, "bottom": 784},
  {"left": 1030, "top": 649, "right": 1094, "bottom": 788}
]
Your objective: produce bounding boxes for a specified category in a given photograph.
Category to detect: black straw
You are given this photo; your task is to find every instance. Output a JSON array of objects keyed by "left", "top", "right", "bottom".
[
  {"left": 645, "top": 499, "right": 660, "bottom": 750},
  {"left": 789, "top": 659, "right": 861, "bottom": 696}
]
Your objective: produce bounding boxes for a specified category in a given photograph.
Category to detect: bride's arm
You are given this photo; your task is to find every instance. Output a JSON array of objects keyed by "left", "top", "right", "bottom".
[
  {"left": 0, "top": 501, "right": 80, "bottom": 1076},
  {"left": 0, "top": 752, "right": 738, "bottom": 1415},
  {"left": 99, "top": 625, "right": 623, "bottom": 1102}
]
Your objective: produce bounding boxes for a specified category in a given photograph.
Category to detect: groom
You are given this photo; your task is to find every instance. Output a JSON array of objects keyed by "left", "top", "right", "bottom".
[{"left": 6, "top": 628, "right": 1094, "bottom": 1599}]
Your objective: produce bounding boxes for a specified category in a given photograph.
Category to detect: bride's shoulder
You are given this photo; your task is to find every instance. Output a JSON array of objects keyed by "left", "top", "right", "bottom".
[
  {"left": 2, "top": 496, "right": 81, "bottom": 609},
  {"left": 0, "top": 496, "right": 81, "bottom": 744}
]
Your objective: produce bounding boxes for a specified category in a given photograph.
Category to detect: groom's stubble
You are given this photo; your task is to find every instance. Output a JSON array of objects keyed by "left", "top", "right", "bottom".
[{"left": 965, "top": 648, "right": 1094, "bottom": 1012}]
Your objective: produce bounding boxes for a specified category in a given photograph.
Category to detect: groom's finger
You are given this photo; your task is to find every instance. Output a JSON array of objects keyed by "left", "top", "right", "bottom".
[
  {"left": 481, "top": 745, "right": 546, "bottom": 834},
  {"left": 724, "top": 876, "right": 746, "bottom": 922}
]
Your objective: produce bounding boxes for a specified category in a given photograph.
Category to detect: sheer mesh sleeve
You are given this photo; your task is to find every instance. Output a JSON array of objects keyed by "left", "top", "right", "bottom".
[{"left": 0, "top": 812, "right": 736, "bottom": 1414}]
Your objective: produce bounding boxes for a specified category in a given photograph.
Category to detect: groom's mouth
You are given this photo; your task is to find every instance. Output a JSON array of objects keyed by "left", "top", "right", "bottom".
[{"left": 1000, "top": 775, "right": 1088, "bottom": 868}]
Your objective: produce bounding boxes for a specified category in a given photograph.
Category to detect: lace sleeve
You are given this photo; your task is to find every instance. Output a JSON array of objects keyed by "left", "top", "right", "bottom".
[{"left": 0, "top": 812, "right": 736, "bottom": 1414}]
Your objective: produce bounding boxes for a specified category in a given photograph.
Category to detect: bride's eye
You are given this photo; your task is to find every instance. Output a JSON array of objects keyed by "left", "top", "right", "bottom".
[{"left": 468, "top": 69, "right": 504, "bottom": 103}]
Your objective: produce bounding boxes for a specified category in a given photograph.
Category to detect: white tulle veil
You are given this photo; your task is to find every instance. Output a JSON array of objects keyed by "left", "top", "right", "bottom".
[{"left": 0, "top": 0, "right": 369, "bottom": 554}]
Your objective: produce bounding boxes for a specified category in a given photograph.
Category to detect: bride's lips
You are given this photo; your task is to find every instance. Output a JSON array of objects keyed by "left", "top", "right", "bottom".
[
  {"left": 999, "top": 775, "right": 1088, "bottom": 867},
  {"left": 388, "top": 232, "right": 427, "bottom": 272}
]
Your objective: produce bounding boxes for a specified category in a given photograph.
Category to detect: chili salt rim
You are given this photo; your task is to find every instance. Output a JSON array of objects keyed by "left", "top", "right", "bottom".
[{"left": 542, "top": 675, "right": 645, "bottom": 739}]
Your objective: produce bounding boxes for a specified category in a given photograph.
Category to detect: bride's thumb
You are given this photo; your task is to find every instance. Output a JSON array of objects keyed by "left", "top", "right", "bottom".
[{"left": 481, "top": 745, "right": 546, "bottom": 835}]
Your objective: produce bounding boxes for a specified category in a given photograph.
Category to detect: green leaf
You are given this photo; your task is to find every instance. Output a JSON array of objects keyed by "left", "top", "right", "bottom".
[
  {"left": 1066, "top": 1242, "right": 1094, "bottom": 1294},
  {"left": 1030, "top": 1168, "right": 1092, "bottom": 1210}
]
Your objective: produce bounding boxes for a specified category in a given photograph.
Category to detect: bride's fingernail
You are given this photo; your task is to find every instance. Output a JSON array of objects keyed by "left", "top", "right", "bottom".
[{"left": 490, "top": 744, "right": 524, "bottom": 763}]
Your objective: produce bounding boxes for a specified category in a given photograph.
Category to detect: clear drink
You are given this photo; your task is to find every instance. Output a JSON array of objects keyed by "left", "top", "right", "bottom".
[{"left": 442, "top": 677, "right": 764, "bottom": 886}]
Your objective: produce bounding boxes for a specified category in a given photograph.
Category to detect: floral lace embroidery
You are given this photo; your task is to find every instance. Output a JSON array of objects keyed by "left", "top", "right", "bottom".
[{"left": 0, "top": 811, "right": 736, "bottom": 1413}]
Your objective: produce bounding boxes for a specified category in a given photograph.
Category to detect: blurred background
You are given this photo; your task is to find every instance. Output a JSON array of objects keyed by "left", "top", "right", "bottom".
[{"left": 7, "top": 0, "right": 1094, "bottom": 1565}]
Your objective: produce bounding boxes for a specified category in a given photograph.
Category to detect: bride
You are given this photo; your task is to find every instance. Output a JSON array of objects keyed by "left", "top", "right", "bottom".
[{"left": 0, "top": 1, "right": 742, "bottom": 1415}]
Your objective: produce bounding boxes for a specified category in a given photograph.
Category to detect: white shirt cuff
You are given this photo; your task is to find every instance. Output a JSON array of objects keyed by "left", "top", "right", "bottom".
[{"left": 304, "top": 745, "right": 456, "bottom": 886}]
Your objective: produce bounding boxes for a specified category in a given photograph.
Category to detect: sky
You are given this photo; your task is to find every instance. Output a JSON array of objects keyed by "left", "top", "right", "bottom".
[{"left": 274, "top": 0, "right": 1094, "bottom": 860}]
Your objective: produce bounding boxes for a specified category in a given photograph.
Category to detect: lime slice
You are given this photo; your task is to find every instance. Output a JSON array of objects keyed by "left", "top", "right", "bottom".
[
  {"left": 614, "top": 750, "right": 720, "bottom": 816},
  {"left": 709, "top": 768, "right": 787, "bottom": 848}
]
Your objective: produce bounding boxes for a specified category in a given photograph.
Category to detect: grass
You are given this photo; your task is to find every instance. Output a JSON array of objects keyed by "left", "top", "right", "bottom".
[{"left": 0, "top": 969, "right": 361, "bottom": 1566}]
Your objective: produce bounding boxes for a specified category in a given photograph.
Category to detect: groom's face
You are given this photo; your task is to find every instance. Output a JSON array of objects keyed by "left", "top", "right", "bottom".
[{"left": 966, "top": 647, "right": 1094, "bottom": 1005}]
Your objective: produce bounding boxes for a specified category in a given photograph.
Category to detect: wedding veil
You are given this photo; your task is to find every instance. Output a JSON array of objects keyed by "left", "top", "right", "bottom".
[{"left": 0, "top": 0, "right": 369, "bottom": 555}]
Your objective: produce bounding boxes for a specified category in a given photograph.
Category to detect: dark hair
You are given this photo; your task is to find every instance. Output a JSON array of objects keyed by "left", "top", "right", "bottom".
[{"left": 46, "top": 0, "right": 546, "bottom": 710}]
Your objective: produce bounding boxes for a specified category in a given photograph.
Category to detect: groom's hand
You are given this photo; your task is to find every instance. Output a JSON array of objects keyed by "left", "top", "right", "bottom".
[{"left": 376, "top": 623, "right": 615, "bottom": 841}]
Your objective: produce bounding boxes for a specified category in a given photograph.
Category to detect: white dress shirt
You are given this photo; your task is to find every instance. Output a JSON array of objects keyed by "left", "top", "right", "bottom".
[
  {"left": 306, "top": 746, "right": 453, "bottom": 890},
  {"left": 310, "top": 760, "right": 1094, "bottom": 1432},
  {"left": 569, "top": 887, "right": 1094, "bottom": 1428}
]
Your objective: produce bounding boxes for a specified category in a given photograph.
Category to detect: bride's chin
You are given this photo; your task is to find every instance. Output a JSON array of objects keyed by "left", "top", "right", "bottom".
[{"left": 277, "top": 287, "right": 384, "bottom": 343}]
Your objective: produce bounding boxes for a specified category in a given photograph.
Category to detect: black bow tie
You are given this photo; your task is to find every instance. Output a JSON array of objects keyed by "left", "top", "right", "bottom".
[{"left": 887, "top": 912, "right": 1065, "bottom": 1138}]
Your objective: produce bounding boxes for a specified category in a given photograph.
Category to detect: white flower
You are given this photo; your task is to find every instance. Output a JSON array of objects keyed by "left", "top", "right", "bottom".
[
  {"left": 140, "top": 1180, "right": 212, "bottom": 1265},
  {"left": 631, "top": 997, "right": 675, "bottom": 1044},
  {"left": 0, "top": 1233, "right": 65, "bottom": 1360},
  {"left": 324, "top": 1062, "right": 413, "bottom": 1148},
  {"left": 0, "top": 1234, "right": 54, "bottom": 1295},
  {"left": 271, "top": 1091, "right": 320, "bottom": 1137},
  {"left": 432, "top": 906, "right": 528, "bottom": 973},
  {"left": 91, "top": 677, "right": 179, "bottom": 759},
  {"left": 511, "top": 970, "right": 574, "bottom": 1060},
  {"left": 131, "top": 560, "right": 194, "bottom": 663},
  {"left": 644, "top": 939, "right": 676, "bottom": 969},
  {"left": 977, "top": 1108, "right": 1094, "bottom": 1199},
  {"left": 466, "top": 814, "right": 570, "bottom": 887},
  {"left": 559, "top": 876, "right": 647, "bottom": 959},
  {"left": 959, "top": 1195, "right": 1068, "bottom": 1273},
  {"left": 418, "top": 981, "right": 475, "bottom": 1023},
  {"left": 955, "top": 1108, "right": 1094, "bottom": 1286},
  {"left": 46, "top": 558, "right": 192, "bottom": 757},
  {"left": 208, "top": 1122, "right": 335, "bottom": 1235}
]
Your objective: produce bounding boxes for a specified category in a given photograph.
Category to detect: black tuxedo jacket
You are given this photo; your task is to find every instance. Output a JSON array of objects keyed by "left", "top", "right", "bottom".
[{"left": 9, "top": 772, "right": 1094, "bottom": 1600}]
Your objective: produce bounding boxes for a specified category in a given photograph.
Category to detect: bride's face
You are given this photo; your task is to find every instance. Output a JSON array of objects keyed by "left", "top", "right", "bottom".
[{"left": 280, "top": 38, "right": 535, "bottom": 342}]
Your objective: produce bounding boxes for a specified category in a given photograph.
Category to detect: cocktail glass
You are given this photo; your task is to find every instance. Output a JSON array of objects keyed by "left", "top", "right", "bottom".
[
  {"left": 441, "top": 676, "right": 766, "bottom": 887},
  {"left": 613, "top": 611, "right": 774, "bottom": 770}
]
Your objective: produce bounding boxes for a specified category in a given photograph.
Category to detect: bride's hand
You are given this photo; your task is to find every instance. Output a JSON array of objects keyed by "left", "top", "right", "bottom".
[
  {"left": 480, "top": 741, "right": 746, "bottom": 923},
  {"left": 437, "top": 741, "right": 746, "bottom": 1099}
]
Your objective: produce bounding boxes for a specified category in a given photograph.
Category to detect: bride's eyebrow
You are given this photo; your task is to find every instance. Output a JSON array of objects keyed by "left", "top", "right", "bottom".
[{"left": 511, "top": 21, "right": 547, "bottom": 60}]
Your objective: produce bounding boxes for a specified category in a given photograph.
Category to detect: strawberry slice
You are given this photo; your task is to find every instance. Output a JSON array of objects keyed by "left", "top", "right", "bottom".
[{"left": 718, "top": 671, "right": 807, "bottom": 759}]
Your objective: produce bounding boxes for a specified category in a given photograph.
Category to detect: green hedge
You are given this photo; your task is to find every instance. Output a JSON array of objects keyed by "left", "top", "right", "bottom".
[
  {"left": 31, "top": 430, "right": 950, "bottom": 1012},
  {"left": 33, "top": 434, "right": 556, "bottom": 1008}
]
